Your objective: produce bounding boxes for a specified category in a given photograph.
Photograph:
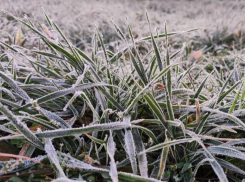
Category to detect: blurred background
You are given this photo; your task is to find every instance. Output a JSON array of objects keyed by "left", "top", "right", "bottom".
[{"left": 1, "top": 0, "right": 245, "bottom": 52}]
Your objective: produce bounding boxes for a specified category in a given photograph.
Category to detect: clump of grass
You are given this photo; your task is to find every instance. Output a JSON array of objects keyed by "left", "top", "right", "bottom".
[{"left": 0, "top": 12, "right": 245, "bottom": 182}]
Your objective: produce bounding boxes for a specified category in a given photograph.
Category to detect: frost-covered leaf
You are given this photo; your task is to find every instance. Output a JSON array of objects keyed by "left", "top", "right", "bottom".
[
  {"left": 51, "top": 177, "right": 85, "bottom": 182},
  {"left": 0, "top": 155, "right": 46, "bottom": 175},
  {"left": 208, "top": 146, "right": 245, "bottom": 160},
  {"left": 0, "top": 71, "right": 30, "bottom": 101},
  {"left": 36, "top": 122, "right": 131, "bottom": 139},
  {"left": 0, "top": 87, "right": 16, "bottom": 100},
  {"left": 157, "top": 137, "right": 170, "bottom": 180},
  {"left": 45, "top": 139, "right": 66, "bottom": 178},
  {"left": 141, "top": 138, "right": 194, "bottom": 154},
  {"left": 0, "top": 103, "right": 43, "bottom": 149},
  {"left": 17, "top": 83, "right": 113, "bottom": 111},
  {"left": 124, "top": 115, "right": 138, "bottom": 174},
  {"left": 64, "top": 153, "right": 158, "bottom": 182},
  {"left": 107, "top": 131, "right": 118, "bottom": 182},
  {"left": 132, "top": 128, "right": 148, "bottom": 177},
  {"left": 216, "top": 157, "right": 245, "bottom": 176},
  {"left": 186, "top": 130, "right": 228, "bottom": 182},
  {"left": 132, "top": 125, "right": 158, "bottom": 144}
]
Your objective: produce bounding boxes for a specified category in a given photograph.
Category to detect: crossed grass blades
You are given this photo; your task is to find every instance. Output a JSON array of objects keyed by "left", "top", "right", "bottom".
[{"left": 0, "top": 11, "right": 245, "bottom": 182}]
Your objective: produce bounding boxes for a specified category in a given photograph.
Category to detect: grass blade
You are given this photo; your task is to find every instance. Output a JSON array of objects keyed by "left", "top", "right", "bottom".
[
  {"left": 45, "top": 139, "right": 66, "bottom": 178},
  {"left": 0, "top": 103, "right": 43, "bottom": 149}
]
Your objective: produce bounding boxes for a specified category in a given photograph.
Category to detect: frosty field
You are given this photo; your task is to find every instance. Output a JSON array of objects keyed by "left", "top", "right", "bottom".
[{"left": 1, "top": 0, "right": 245, "bottom": 182}]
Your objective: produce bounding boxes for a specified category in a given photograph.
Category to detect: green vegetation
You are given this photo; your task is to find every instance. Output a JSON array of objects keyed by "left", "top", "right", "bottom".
[{"left": 1, "top": 11, "right": 245, "bottom": 182}]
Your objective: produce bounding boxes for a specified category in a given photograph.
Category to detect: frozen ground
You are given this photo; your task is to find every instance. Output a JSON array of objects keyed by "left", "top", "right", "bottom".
[{"left": 1, "top": 0, "right": 245, "bottom": 48}]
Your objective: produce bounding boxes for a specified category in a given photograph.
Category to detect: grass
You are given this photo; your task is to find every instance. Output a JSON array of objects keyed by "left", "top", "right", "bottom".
[
  {"left": 0, "top": 10, "right": 245, "bottom": 182},
  {"left": 2, "top": 0, "right": 245, "bottom": 52}
]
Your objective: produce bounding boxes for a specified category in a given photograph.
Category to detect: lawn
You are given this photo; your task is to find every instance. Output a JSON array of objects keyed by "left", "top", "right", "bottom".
[{"left": 1, "top": 1, "right": 245, "bottom": 182}]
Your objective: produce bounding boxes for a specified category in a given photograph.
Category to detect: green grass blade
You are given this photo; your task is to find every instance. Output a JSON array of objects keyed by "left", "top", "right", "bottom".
[
  {"left": 132, "top": 128, "right": 148, "bottom": 177},
  {"left": 107, "top": 130, "right": 118, "bottom": 182},
  {"left": 124, "top": 115, "right": 138, "bottom": 174},
  {"left": 194, "top": 74, "right": 210, "bottom": 99},
  {"left": 0, "top": 71, "right": 30, "bottom": 101},
  {"left": 217, "top": 80, "right": 241, "bottom": 104},
  {"left": 144, "top": 94, "right": 171, "bottom": 135},
  {"left": 140, "top": 138, "right": 193, "bottom": 154},
  {"left": 45, "top": 139, "right": 66, "bottom": 178},
  {"left": 157, "top": 138, "right": 170, "bottom": 180},
  {"left": 0, "top": 103, "right": 43, "bottom": 149},
  {"left": 208, "top": 146, "right": 245, "bottom": 160},
  {"left": 132, "top": 125, "right": 158, "bottom": 144},
  {"left": 229, "top": 82, "right": 243, "bottom": 113},
  {"left": 36, "top": 122, "right": 130, "bottom": 139}
]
